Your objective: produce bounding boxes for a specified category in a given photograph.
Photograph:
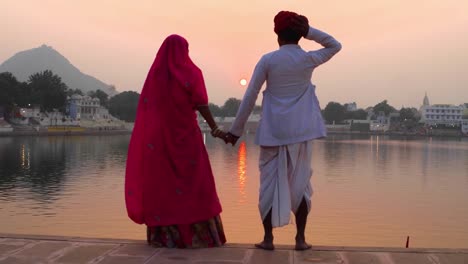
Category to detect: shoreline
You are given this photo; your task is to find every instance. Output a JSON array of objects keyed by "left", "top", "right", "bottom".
[
  {"left": 326, "top": 130, "right": 468, "bottom": 138},
  {"left": 1, "top": 125, "right": 466, "bottom": 138},
  {"left": 1, "top": 130, "right": 467, "bottom": 138},
  {"left": 0, "top": 129, "right": 131, "bottom": 137}
]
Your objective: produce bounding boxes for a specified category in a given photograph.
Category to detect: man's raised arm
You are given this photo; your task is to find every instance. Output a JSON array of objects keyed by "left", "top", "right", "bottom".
[{"left": 306, "top": 27, "right": 342, "bottom": 67}]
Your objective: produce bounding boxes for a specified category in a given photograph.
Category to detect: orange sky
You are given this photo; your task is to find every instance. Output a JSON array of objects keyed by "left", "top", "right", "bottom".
[{"left": 1, "top": 0, "right": 467, "bottom": 108}]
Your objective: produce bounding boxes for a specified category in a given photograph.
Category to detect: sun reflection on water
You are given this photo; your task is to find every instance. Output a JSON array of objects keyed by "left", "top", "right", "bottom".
[{"left": 237, "top": 141, "right": 247, "bottom": 204}]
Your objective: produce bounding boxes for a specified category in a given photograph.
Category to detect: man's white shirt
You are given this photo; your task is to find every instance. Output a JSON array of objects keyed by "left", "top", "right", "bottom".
[{"left": 230, "top": 27, "right": 342, "bottom": 146}]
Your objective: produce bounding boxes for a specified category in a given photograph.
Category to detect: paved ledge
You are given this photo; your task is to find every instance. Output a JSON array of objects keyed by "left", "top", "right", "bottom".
[{"left": 1, "top": 234, "right": 467, "bottom": 264}]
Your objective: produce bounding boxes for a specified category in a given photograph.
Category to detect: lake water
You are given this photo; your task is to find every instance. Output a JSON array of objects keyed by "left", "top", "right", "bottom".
[{"left": 1, "top": 134, "right": 467, "bottom": 248}]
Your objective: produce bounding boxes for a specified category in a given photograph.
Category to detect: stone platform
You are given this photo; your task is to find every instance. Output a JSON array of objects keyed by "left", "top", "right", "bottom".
[{"left": 1, "top": 234, "right": 467, "bottom": 264}]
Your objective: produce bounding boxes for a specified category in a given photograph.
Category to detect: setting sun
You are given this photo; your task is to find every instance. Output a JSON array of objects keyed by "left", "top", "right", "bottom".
[{"left": 240, "top": 79, "right": 247, "bottom": 86}]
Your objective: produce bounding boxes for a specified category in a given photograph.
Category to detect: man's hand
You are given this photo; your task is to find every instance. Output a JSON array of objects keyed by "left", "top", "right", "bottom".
[
  {"left": 224, "top": 132, "right": 240, "bottom": 146},
  {"left": 292, "top": 15, "right": 309, "bottom": 37}
]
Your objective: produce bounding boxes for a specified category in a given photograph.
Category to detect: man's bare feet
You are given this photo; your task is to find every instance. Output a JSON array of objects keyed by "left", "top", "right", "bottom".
[
  {"left": 295, "top": 239, "right": 312, "bottom": 251},
  {"left": 254, "top": 240, "right": 275, "bottom": 251}
]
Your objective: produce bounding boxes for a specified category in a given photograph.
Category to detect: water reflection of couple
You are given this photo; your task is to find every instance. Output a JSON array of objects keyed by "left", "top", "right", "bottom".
[{"left": 125, "top": 11, "right": 341, "bottom": 250}]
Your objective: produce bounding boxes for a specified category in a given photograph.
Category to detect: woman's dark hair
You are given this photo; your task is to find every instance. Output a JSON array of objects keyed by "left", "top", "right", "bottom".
[{"left": 277, "top": 28, "right": 302, "bottom": 43}]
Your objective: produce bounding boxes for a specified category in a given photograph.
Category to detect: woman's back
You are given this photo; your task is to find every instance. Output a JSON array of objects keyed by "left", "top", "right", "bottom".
[{"left": 125, "top": 35, "right": 225, "bottom": 248}]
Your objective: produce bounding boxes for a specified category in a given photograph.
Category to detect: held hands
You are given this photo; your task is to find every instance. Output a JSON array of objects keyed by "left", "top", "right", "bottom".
[
  {"left": 210, "top": 127, "right": 239, "bottom": 146},
  {"left": 211, "top": 127, "right": 226, "bottom": 139},
  {"left": 223, "top": 132, "right": 240, "bottom": 146}
]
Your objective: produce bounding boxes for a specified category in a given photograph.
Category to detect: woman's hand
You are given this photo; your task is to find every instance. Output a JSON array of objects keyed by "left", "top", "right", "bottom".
[{"left": 211, "top": 127, "right": 226, "bottom": 139}]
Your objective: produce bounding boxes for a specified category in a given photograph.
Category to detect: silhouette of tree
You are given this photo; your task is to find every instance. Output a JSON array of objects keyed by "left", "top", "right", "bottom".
[
  {"left": 208, "top": 103, "right": 222, "bottom": 117},
  {"left": 88, "top": 89, "right": 109, "bottom": 108},
  {"left": 345, "top": 109, "right": 368, "bottom": 120},
  {"left": 67, "top": 89, "right": 84, "bottom": 96},
  {"left": 373, "top": 100, "right": 396, "bottom": 116},
  {"left": 399, "top": 107, "right": 419, "bottom": 121},
  {"left": 323, "top": 102, "right": 346, "bottom": 124},
  {"left": 108, "top": 91, "right": 139, "bottom": 122},
  {"left": 28, "top": 70, "right": 68, "bottom": 112},
  {"left": 221, "top": 98, "right": 241, "bottom": 117},
  {"left": 0, "top": 72, "right": 20, "bottom": 112}
]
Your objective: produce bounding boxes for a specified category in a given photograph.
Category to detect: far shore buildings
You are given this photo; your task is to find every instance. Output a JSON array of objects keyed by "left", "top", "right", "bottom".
[
  {"left": 200, "top": 94, "right": 468, "bottom": 135},
  {"left": 8, "top": 94, "right": 122, "bottom": 129},
  {"left": 328, "top": 95, "right": 468, "bottom": 134},
  {"left": 419, "top": 93, "right": 464, "bottom": 126},
  {"left": 67, "top": 94, "right": 111, "bottom": 120},
  {"left": 419, "top": 93, "right": 468, "bottom": 134},
  {"left": 463, "top": 119, "right": 468, "bottom": 135}
]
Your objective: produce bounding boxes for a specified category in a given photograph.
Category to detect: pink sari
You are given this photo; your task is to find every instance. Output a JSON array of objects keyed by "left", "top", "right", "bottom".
[{"left": 125, "top": 35, "right": 224, "bottom": 247}]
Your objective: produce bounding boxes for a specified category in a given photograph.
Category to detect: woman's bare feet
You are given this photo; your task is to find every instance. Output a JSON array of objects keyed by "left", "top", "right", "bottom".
[{"left": 254, "top": 240, "right": 275, "bottom": 251}]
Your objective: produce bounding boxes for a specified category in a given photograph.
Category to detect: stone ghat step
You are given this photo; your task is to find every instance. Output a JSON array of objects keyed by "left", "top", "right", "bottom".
[{"left": 0, "top": 234, "right": 467, "bottom": 264}]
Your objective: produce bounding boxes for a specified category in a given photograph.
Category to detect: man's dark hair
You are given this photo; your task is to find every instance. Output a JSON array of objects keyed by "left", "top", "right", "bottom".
[{"left": 277, "top": 28, "right": 302, "bottom": 43}]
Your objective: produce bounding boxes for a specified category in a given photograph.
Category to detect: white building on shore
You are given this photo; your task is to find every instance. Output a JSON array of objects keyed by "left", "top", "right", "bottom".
[
  {"left": 10, "top": 106, "right": 79, "bottom": 127},
  {"left": 10, "top": 107, "right": 41, "bottom": 125},
  {"left": 369, "top": 111, "right": 390, "bottom": 132},
  {"left": 67, "top": 95, "right": 111, "bottom": 120},
  {"left": 7, "top": 94, "right": 122, "bottom": 129},
  {"left": 462, "top": 120, "right": 468, "bottom": 135},
  {"left": 419, "top": 93, "right": 464, "bottom": 126}
]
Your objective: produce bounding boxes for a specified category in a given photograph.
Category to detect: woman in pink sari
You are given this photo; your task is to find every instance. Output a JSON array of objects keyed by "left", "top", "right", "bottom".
[{"left": 125, "top": 34, "right": 226, "bottom": 248}]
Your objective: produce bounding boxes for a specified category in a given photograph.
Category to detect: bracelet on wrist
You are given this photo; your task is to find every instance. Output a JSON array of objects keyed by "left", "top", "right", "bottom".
[{"left": 211, "top": 127, "right": 221, "bottom": 136}]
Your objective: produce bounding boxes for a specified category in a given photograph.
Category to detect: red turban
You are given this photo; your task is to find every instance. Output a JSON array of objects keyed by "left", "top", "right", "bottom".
[{"left": 274, "top": 11, "right": 308, "bottom": 35}]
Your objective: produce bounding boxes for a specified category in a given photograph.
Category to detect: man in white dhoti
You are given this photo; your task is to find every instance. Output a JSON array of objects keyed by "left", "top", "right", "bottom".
[{"left": 225, "top": 11, "right": 341, "bottom": 250}]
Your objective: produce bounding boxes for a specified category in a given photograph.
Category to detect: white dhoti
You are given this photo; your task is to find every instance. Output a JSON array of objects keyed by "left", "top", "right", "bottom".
[{"left": 258, "top": 140, "right": 313, "bottom": 228}]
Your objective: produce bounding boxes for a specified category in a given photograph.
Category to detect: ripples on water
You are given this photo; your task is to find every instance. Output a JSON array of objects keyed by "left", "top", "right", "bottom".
[{"left": 0, "top": 134, "right": 467, "bottom": 248}]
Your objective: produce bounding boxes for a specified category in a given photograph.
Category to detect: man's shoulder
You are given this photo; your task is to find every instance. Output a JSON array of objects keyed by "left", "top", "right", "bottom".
[
  {"left": 262, "top": 50, "right": 279, "bottom": 58},
  {"left": 261, "top": 47, "right": 306, "bottom": 60},
  {"left": 259, "top": 50, "right": 279, "bottom": 64}
]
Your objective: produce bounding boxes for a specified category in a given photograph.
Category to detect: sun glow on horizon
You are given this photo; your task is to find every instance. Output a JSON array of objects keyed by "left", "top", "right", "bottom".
[{"left": 240, "top": 79, "right": 247, "bottom": 86}]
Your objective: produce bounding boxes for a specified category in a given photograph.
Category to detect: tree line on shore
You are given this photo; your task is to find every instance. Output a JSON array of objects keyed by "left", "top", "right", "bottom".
[
  {"left": 322, "top": 100, "right": 420, "bottom": 125},
  {"left": 1, "top": 70, "right": 420, "bottom": 124},
  {"left": 0, "top": 70, "right": 139, "bottom": 122},
  {"left": 1, "top": 71, "right": 68, "bottom": 113},
  {"left": 208, "top": 99, "right": 420, "bottom": 125}
]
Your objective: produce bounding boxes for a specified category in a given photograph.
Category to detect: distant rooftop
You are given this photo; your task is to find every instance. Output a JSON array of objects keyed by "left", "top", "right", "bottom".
[{"left": 431, "top": 104, "right": 456, "bottom": 107}]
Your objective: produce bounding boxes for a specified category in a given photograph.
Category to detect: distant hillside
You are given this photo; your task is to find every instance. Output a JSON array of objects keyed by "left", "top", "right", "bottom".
[{"left": 0, "top": 45, "right": 117, "bottom": 96}]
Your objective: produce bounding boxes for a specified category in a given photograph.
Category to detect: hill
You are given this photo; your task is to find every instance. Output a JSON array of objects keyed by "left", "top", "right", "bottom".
[{"left": 0, "top": 45, "right": 116, "bottom": 95}]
